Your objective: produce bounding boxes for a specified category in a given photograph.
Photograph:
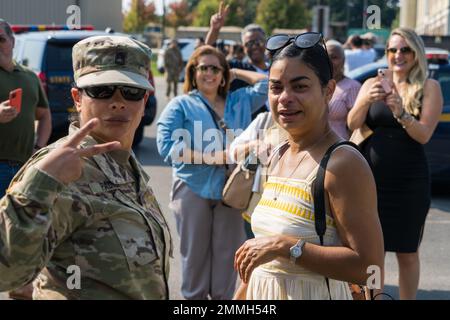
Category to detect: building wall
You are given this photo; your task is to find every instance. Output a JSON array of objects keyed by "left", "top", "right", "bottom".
[
  {"left": 0, "top": 0, "right": 73, "bottom": 25},
  {"left": 400, "top": 0, "right": 417, "bottom": 29},
  {"left": 80, "top": 0, "right": 123, "bottom": 32},
  {"left": 0, "top": 0, "right": 122, "bottom": 31},
  {"left": 416, "top": 0, "right": 450, "bottom": 35}
]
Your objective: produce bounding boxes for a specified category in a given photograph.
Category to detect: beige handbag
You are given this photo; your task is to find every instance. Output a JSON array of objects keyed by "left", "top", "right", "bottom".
[
  {"left": 349, "top": 124, "right": 373, "bottom": 146},
  {"left": 222, "top": 161, "right": 257, "bottom": 210}
]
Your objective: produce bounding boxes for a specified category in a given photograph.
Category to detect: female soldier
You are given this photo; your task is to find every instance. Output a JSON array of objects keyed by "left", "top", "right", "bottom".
[{"left": 0, "top": 35, "right": 172, "bottom": 300}]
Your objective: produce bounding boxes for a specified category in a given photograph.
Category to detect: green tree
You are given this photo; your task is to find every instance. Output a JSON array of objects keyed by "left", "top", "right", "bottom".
[
  {"left": 255, "top": 0, "right": 310, "bottom": 35},
  {"left": 186, "top": 0, "right": 202, "bottom": 11},
  {"left": 123, "top": 0, "right": 158, "bottom": 33},
  {"left": 192, "top": 0, "right": 218, "bottom": 26},
  {"left": 167, "top": 0, "right": 193, "bottom": 27},
  {"left": 225, "top": 0, "right": 259, "bottom": 27},
  {"left": 390, "top": 6, "right": 400, "bottom": 29},
  {"left": 192, "top": 0, "right": 259, "bottom": 27}
]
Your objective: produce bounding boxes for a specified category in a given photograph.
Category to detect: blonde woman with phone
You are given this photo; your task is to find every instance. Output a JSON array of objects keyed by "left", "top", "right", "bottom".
[{"left": 347, "top": 28, "right": 443, "bottom": 300}]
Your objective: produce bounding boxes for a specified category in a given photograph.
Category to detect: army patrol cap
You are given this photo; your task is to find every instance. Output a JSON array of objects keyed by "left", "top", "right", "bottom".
[{"left": 73, "top": 35, "right": 154, "bottom": 90}]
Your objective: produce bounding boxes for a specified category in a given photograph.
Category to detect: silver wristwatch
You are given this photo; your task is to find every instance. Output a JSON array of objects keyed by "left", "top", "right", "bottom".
[{"left": 289, "top": 239, "right": 306, "bottom": 264}]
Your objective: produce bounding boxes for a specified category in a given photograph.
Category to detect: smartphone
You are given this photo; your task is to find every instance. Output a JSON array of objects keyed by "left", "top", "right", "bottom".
[
  {"left": 9, "top": 88, "right": 23, "bottom": 113},
  {"left": 378, "top": 69, "right": 393, "bottom": 94}
]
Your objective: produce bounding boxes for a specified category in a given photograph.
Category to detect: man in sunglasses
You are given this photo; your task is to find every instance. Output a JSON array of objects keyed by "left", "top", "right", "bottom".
[
  {"left": 0, "top": 35, "right": 173, "bottom": 300},
  {"left": 344, "top": 35, "right": 376, "bottom": 74},
  {"left": 205, "top": 2, "right": 269, "bottom": 118}
]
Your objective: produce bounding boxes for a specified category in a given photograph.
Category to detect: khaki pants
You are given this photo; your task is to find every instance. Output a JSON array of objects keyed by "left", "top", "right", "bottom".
[
  {"left": 165, "top": 73, "right": 179, "bottom": 97},
  {"left": 169, "top": 179, "right": 246, "bottom": 300}
]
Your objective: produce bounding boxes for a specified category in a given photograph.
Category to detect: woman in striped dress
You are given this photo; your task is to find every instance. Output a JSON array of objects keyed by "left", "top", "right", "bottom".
[{"left": 233, "top": 33, "right": 384, "bottom": 300}]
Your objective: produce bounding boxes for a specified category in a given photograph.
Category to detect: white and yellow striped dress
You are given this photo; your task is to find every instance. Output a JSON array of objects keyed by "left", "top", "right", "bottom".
[{"left": 246, "top": 166, "right": 353, "bottom": 300}]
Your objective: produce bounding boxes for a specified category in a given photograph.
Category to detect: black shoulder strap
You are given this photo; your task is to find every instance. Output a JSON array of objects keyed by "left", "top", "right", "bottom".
[
  {"left": 312, "top": 140, "right": 360, "bottom": 300},
  {"left": 313, "top": 141, "right": 360, "bottom": 243},
  {"left": 197, "top": 96, "right": 229, "bottom": 132},
  {"left": 195, "top": 96, "right": 230, "bottom": 169}
]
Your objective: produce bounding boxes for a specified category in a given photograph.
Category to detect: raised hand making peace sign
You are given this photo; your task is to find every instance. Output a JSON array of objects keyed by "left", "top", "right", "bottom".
[
  {"left": 210, "top": 1, "right": 230, "bottom": 31},
  {"left": 35, "top": 118, "right": 121, "bottom": 185}
]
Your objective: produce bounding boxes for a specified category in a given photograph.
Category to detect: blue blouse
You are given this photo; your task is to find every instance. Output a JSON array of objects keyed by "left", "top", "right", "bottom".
[{"left": 157, "top": 80, "right": 268, "bottom": 199}]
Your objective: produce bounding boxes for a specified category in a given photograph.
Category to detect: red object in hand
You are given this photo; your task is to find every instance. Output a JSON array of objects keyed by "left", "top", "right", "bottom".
[{"left": 9, "top": 88, "right": 22, "bottom": 113}]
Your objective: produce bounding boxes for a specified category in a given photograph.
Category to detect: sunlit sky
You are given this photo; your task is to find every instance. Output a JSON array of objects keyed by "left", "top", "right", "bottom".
[{"left": 122, "top": 0, "right": 178, "bottom": 15}]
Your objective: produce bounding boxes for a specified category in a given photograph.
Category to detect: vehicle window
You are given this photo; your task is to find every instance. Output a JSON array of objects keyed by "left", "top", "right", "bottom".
[
  {"left": 435, "top": 71, "right": 450, "bottom": 105},
  {"left": 347, "top": 62, "right": 385, "bottom": 82},
  {"left": 21, "top": 40, "right": 45, "bottom": 71},
  {"left": 45, "top": 42, "right": 75, "bottom": 72},
  {"left": 178, "top": 42, "right": 189, "bottom": 50},
  {"left": 13, "top": 39, "right": 22, "bottom": 60}
]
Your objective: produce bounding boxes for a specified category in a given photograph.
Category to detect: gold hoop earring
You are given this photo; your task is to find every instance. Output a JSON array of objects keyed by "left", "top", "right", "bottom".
[
  {"left": 192, "top": 78, "right": 197, "bottom": 88},
  {"left": 220, "top": 78, "right": 226, "bottom": 87}
]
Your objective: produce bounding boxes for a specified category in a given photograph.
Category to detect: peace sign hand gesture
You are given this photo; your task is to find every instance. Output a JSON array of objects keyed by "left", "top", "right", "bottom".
[
  {"left": 35, "top": 118, "right": 121, "bottom": 185},
  {"left": 210, "top": 1, "right": 230, "bottom": 31}
]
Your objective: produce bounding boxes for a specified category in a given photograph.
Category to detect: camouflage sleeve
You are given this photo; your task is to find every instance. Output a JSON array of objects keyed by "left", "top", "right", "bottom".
[{"left": 0, "top": 166, "right": 64, "bottom": 291}]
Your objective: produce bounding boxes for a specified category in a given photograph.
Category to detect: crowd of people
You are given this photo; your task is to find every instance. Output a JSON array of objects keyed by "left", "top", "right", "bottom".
[{"left": 0, "top": 0, "right": 444, "bottom": 300}]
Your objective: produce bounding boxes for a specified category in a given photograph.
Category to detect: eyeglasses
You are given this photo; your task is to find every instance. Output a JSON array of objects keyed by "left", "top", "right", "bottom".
[
  {"left": 386, "top": 46, "right": 413, "bottom": 54},
  {"left": 82, "top": 85, "right": 147, "bottom": 101},
  {"left": 244, "top": 39, "right": 265, "bottom": 49},
  {"left": 266, "top": 32, "right": 333, "bottom": 77},
  {"left": 195, "top": 64, "right": 223, "bottom": 75}
]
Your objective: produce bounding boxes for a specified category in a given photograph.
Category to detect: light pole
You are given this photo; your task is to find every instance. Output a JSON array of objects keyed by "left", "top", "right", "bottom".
[
  {"left": 161, "top": 0, "right": 166, "bottom": 42},
  {"left": 362, "top": 0, "right": 368, "bottom": 29}
]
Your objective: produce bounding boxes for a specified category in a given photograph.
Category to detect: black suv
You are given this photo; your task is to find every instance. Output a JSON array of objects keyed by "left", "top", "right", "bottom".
[{"left": 13, "top": 30, "right": 157, "bottom": 146}]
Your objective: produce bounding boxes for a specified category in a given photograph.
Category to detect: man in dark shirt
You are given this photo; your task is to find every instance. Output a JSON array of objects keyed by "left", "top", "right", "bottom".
[
  {"left": 0, "top": 18, "right": 51, "bottom": 300},
  {"left": 0, "top": 19, "right": 51, "bottom": 198},
  {"left": 205, "top": 3, "right": 269, "bottom": 117}
]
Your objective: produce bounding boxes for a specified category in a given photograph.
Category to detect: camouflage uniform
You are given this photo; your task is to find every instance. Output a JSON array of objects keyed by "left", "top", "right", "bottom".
[
  {"left": 0, "top": 35, "right": 171, "bottom": 300},
  {"left": 163, "top": 44, "right": 183, "bottom": 97},
  {"left": 0, "top": 123, "right": 173, "bottom": 300}
]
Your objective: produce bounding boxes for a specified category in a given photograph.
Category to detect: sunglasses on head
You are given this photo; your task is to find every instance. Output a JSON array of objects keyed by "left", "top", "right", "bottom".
[
  {"left": 266, "top": 32, "right": 333, "bottom": 77},
  {"left": 386, "top": 46, "right": 413, "bottom": 54},
  {"left": 195, "top": 64, "right": 223, "bottom": 75},
  {"left": 82, "top": 85, "right": 147, "bottom": 101},
  {"left": 244, "top": 39, "right": 265, "bottom": 49}
]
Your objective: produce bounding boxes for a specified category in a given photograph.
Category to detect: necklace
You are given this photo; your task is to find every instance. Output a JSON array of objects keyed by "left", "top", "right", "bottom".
[{"left": 272, "top": 130, "right": 332, "bottom": 201}]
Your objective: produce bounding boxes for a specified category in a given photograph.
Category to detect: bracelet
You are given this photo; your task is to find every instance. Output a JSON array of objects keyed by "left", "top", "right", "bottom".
[
  {"left": 394, "top": 109, "right": 406, "bottom": 120},
  {"left": 231, "top": 69, "right": 236, "bottom": 81},
  {"left": 402, "top": 117, "right": 415, "bottom": 129},
  {"left": 396, "top": 112, "right": 414, "bottom": 129}
]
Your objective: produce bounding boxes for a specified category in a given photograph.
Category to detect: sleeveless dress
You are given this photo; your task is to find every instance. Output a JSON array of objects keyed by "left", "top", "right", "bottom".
[
  {"left": 247, "top": 162, "right": 353, "bottom": 300},
  {"left": 362, "top": 101, "right": 430, "bottom": 253}
]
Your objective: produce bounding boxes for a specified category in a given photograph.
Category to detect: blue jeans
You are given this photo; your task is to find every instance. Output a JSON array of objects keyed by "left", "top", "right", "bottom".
[{"left": 0, "top": 162, "right": 22, "bottom": 198}]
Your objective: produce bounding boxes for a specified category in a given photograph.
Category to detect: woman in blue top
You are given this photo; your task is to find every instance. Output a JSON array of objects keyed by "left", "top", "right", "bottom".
[{"left": 157, "top": 45, "right": 268, "bottom": 300}]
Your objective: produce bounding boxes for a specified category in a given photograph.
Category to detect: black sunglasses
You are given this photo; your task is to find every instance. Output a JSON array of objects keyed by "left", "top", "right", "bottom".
[
  {"left": 195, "top": 64, "right": 223, "bottom": 75},
  {"left": 244, "top": 39, "right": 265, "bottom": 49},
  {"left": 386, "top": 46, "right": 413, "bottom": 54},
  {"left": 266, "top": 32, "right": 333, "bottom": 78},
  {"left": 82, "top": 85, "right": 147, "bottom": 101}
]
